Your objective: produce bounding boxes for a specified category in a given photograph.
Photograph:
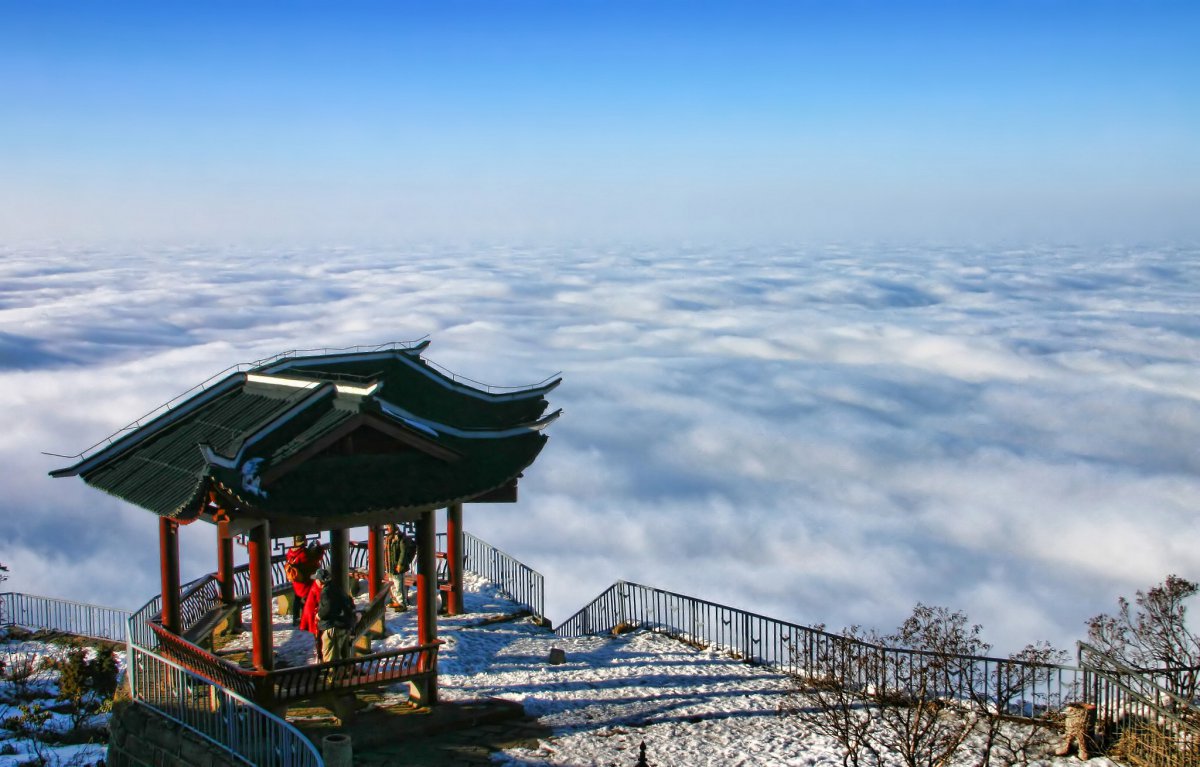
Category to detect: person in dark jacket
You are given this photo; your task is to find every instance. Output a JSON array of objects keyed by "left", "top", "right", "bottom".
[
  {"left": 315, "top": 568, "right": 357, "bottom": 664},
  {"left": 384, "top": 524, "right": 417, "bottom": 611}
]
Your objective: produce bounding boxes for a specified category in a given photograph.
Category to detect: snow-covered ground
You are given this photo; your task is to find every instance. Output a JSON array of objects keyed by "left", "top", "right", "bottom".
[
  {"left": 245, "top": 575, "right": 1122, "bottom": 766},
  {"left": 3, "top": 576, "right": 1124, "bottom": 766},
  {"left": 0, "top": 635, "right": 121, "bottom": 767}
]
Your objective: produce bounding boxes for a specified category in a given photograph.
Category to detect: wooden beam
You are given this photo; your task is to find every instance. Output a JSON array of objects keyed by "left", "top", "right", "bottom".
[
  {"left": 247, "top": 522, "right": 274, "bottom": 671},
  {"left": 158, "top": 517, "right": 181, "bottom": 635},
  {"left": 446, "top": 503, "right": 464, "bottom": 616}
]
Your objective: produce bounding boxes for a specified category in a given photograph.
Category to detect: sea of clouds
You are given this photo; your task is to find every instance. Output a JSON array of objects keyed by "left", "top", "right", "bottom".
[{"left": 1, "top": 241, "right": 1197, "bottom": 653}]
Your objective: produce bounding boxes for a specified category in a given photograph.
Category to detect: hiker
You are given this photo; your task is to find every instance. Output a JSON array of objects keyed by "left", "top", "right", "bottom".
[
  {"left": 316, "top": 567, "right": 357, "bottom": 664},
  {"left": 384, "top": 524, "right": 417, "bottom": 611},
  {"left": 300, "top": 570, "right": 323, "bottom": 658},
  {"left": 284, "top": 537, "right": 323, "bottom": 626}
]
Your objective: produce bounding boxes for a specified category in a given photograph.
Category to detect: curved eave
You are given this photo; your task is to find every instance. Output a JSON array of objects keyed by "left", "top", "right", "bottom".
[
  {"left": 258, "top": 346, "right": 560, "bottom": 403},
  {"left": 375, "top": 398, "right": 562, "bottom": 440},
  {"left": 49, "top": 372, "right": 247, "bottom": 479}
]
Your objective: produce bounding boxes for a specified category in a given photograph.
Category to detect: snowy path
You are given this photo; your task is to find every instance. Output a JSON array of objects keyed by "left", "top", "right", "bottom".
[{"left": 381, "top": 577, "right": 1118, "bottom": 766}]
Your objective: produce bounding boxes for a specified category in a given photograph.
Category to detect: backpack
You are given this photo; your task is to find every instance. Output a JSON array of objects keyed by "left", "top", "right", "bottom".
[{"left": 397, "top": 534, "right": 417, "bottom": 571}]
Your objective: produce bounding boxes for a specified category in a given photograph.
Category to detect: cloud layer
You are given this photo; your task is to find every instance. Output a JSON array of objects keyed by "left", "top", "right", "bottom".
[{"left": 2, "top": 241, "right": 1197, "bottom": 652}]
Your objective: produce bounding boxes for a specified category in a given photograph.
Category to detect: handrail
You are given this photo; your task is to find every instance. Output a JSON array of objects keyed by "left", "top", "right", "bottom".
[
  {"left": 0, "top": 592, "right": 131, "bottom": 643},
  {"left": 462, "top": 532, "right": 544, "bottom": 618},
  {"left": 129, "top": 645, "right": 321, "bottom": 767},
  {"left": 557, "top": 580, "right": 1081, "bottom": 719},
  {"left": 148, "top": 621, "right": 438, "bottom": 706}
]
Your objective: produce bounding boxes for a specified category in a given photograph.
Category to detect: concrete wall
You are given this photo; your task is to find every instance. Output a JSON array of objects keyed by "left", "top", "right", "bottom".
[{"left": 106, "top": 701, "right": 245, "bottom": 767}]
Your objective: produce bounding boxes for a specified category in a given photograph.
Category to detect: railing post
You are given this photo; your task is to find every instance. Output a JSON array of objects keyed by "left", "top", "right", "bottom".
[{"left": 617, "top": 582, "right": 628, "bottom": 629}]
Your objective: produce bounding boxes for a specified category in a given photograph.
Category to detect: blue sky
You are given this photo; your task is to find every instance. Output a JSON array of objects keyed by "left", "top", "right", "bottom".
[{"left": 2, "top": 1, "right": 1198, "bottom": 241}]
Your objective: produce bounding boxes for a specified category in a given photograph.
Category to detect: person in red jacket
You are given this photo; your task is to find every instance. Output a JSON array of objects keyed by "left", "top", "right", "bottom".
[
  {"left": 285, "top": 538, "right": 323, "bottom": 626},
  {"left": 300, "top": 572, "right": 323, "bottom": 659}
]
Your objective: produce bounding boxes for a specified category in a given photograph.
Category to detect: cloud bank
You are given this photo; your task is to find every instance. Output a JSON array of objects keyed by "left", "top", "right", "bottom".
[{"left": 1, "top": 241, "right": 1197, "bottom": 652}]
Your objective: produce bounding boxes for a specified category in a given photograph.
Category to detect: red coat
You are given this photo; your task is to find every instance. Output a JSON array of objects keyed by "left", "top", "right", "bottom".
[
  {"left": 299, "top": 581, "right": 322, "bottom": 636},
  {"left": 286, "top": 545, "right": 323, "bottom": 599}
]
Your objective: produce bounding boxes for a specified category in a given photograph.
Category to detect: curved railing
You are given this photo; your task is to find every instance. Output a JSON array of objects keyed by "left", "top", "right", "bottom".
[
  {"left": 128, "top": 645, "right": 321, "bottom": 767},
  {"left": 127, "top": 552, "right": 324, "bottom": 767},
  {"left": 557, "top": 580, "right": 1081, "bottom": 719},
  {"left": 1, "top": 592, "right": 131, "bottom": 643}
]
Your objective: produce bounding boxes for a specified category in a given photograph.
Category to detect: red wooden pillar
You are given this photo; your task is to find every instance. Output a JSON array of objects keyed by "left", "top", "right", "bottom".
[
  {"left": 367, "top": 524, "right": 384, "bottom": 599},
  {"left": 415, "top": 509, "right": 438, "bottom": 703},
  {"left": 446, "top": 503, "right": 464, "bottom": 616},
  {"left": 216, "top": 519, "right": 235, "bottom": 604},
  {"left": 246, "top": 521, "right": 274, "bottom": 671},
  {"left": 158, "top": 517, "right": 181, "bottom": 635}
]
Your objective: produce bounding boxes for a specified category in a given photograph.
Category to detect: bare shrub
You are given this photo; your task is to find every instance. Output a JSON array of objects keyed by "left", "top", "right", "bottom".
[
  {"left": 970, "top": 641, "right": 1070, "bottom": 767},
  {"left": 780, "top": 625, "right": 883, "bottom": 767},
  {"left": 1087, "top": 574, "right": 1200, "bottom": 705},
  {"left": 869, "top": 605, "right": 987, "bottom": 767}
]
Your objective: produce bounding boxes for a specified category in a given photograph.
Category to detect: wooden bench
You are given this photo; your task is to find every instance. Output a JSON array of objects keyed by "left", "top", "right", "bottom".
[{"left": 182, "top": 602, "right": 243, "bottom": 650}]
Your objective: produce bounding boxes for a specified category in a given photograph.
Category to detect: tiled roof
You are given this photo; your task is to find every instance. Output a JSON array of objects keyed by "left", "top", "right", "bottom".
[{"left": 51, "top": 345, "right": 559, "bottom": 524}]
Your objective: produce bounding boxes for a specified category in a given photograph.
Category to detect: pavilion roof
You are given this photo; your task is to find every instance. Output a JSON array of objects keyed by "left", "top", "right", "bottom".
[{"left": 50, "top": 343, "right": 559, "bottom": 532}]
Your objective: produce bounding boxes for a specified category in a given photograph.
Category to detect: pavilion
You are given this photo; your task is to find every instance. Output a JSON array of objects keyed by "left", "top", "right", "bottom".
[{"left": 51, "top": 340, "right": 559, "bottom": 711}]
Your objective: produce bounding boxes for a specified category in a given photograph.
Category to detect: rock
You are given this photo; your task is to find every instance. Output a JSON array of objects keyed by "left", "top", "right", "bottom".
[{"left": 547, "top": 647, "right": 567, "bottom": 665}]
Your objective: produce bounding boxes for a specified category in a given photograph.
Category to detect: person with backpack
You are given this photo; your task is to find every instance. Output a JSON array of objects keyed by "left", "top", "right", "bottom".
[
  {"left": 315, "top": 568, "right": 357, "bottom": 664},
  {"left": 384, "top": 524, "right": 417, "bottom": 611}
]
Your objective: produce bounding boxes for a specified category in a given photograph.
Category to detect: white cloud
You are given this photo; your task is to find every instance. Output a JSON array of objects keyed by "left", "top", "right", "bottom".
[{"left": 1, "top": 241, "right": 1197, "bottom": 653}]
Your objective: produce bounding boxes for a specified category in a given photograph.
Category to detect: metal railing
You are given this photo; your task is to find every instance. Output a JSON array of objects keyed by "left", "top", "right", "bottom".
[
  {"left": 128, "top": 645, "right": 321, "bottom": 767},
  {"left": 557, "top": 581, "right": 1081, "bottom": 719},
  {"left": 126, "top": 556, "right": 326, "bottom": 767},
  {"left": 462, "top": 532, "right": 544, "bottom": 619},
  {"left": 1078, "top": 642, "right": 1200, "bottom": 767},
  {"left": 1, "top": 592, "right": 131, "bottom": 643}
]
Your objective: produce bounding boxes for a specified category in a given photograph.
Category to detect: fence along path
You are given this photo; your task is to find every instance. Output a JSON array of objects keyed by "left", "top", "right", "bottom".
[
  {"left": 1, "top": 590, "right": 323, "bottom": 767},
  {"left": 558, "top": 580, "right": 1200, "bottom": 765},
  {"left": 556, "top": 580, "right": 1083, "bottom": 719},
  {"left": 1, "top": 592, "right": 130, "bottom": 643}
]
